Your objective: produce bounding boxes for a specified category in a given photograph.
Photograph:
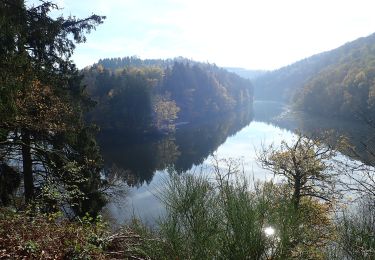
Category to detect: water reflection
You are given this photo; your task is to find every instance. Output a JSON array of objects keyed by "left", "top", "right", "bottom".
[
  {"left": 252, "top": 100, "right": 375, "bottom": 165},
  {"left": 99, "top": 99, "right": 375, "bottom": 186},
  {"left": 101, "top": 100, "right": 375, "bottom": 224},
  {"left": 98, "top": 106, "right": 253, "bottom": 186}
]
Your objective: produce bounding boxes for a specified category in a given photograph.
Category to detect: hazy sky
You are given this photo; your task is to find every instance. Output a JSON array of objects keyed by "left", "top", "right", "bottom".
[{"left": 28, "top": 0, "right": 375, "bottom": 70}]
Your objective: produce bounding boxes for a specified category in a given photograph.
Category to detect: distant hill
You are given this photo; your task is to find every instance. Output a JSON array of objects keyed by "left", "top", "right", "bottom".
[
  {"left": 225, "top": 67, "right": 266, "bottom": 80},
  {"left": 253, "top": 33, "right": 375, "bottom": 102},
  {"left": 83, "top": 57, "right": 253, "bottom": 133},
  {"left": 254, "top": 32, "right": 375, "bottom": 121}
]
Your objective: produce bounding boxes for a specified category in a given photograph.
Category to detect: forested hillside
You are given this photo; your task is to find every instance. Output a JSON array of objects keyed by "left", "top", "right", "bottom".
[
  {"left": 294, "top": 34, "right": 375, "bottom": 120},
  {"left": 225, "top": 67, "right": 266, "bottom": 80},
  {"left": 253, "top": 50, "right": 341, "bottom": 101},
  {"left": 254, "top": 32, "right": 375, "bottom": 120},
  {"left": 83, "top": 58, "right": 254, "bottom": 133}
]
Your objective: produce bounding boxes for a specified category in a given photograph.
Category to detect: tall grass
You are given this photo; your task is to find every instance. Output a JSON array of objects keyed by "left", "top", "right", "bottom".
[
  {"left": 130, "top": 158, "right": 335, "bottom": 259},
  {"left": 158, "top": 173, "right": 221, "bottom": 259}
]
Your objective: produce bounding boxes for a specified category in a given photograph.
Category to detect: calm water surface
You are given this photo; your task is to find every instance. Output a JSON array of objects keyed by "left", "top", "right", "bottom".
[{"left": 99, "top": 101, "right": 374, "bottom": 225}]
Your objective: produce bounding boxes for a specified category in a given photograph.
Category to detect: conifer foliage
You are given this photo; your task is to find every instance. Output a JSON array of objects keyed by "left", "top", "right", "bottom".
[{"left": 0, "top": 0, "right": 106, "bottom": 215}]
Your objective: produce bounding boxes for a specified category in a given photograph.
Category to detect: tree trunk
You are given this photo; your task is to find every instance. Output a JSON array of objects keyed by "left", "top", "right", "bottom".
[
  {"left": 293, "top": 174, "right": 301, "bottom": 210},
  {"left": 21, "top": 130, "right": 34, "bottom": 203}
]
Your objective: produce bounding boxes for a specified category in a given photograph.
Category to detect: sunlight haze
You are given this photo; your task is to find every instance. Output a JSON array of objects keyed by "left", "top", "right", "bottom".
[
  {"left": 28, "top": 0, "right": 375, "bottom": 69},
  {"left": 3, "top": 1, "right": 375, "bottom": 257}
]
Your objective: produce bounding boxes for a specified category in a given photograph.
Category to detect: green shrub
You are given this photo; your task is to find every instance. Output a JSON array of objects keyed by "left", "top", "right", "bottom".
[
  {"left": 0, "top": 159, "right": 337, "bottom": 259},
  {"left": 132, "top": 159, "right": 334, "bottom": 259}
]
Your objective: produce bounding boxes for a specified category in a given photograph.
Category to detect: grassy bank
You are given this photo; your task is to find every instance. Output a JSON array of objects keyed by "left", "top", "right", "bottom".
[{"left": 1, "top": 169, "right": 374, "bottom": 259}]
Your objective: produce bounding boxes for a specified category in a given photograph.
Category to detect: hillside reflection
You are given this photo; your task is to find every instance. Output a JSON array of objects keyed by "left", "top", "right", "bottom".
[
  {"left": 253, "top": 100, "right": 375, "bottom": 165},
  {"left": 98, "top": 107, "right": 253, "bottom": 186},
  {"left": 99, "top": 100, "right": 375, "bottom": 188}
]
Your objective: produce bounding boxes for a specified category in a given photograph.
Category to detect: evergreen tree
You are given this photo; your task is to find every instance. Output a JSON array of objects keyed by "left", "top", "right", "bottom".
[{"left": 0, "top": 0, "right": 106, "bottom": 213}]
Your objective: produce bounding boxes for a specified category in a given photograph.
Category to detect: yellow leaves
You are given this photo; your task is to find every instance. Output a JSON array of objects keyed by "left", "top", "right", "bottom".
[
  {"left": 354, "top": 71, "right": 367, "bottom": 85},
  {"left": 15, "top": 80, "right": 75, "bottom": 132},
  {"left": 153, "top": 95, "right": 180, "bottom": 131}
]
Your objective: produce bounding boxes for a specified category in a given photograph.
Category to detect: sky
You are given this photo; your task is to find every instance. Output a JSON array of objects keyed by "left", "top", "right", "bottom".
[{"left": 27, "top": 0, "right": 375, "bottom": 70}]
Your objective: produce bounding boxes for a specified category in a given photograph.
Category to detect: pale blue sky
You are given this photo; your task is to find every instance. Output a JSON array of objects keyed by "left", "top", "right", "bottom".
[{"left": 27, "top": 0, "right": 375, "bottom": 70}]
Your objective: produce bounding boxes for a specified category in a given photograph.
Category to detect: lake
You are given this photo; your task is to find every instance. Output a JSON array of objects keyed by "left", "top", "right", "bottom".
[{"left": 98, "top": 100, "right": 375, "bottom": 226}]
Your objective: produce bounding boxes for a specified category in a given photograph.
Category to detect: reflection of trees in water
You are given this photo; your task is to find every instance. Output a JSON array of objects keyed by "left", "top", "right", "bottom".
[
  {"left": 99, "top": 137, "right": 180, "bottom": 187},
  {"left": 173, "top": 107, "right": 253, "bottom": 173},
  {"left": 101, "top": 99, "right": 375, "bottom": 186},
  {"left": 99, "top": 106, "right": 253, "bottom": 186},
  {"left": 289, "top": 114, "right": 375, "bottom": 165},
  {"left": 253, "top": 101, "right": 375, "bottom": 165}
]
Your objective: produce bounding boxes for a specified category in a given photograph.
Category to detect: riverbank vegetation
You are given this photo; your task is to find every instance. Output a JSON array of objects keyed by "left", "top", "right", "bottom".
[
  {"left": 1, "top": 132, "right": 374, "bottom": 259},
  {"left": 1, "top": 0, "right": 374, "bottom": 259},
  {"left": 124, "top": 136, "right": 374, "bottom": 259}
]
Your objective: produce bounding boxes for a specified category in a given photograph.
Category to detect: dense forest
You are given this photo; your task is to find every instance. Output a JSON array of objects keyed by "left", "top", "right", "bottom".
[
  {"left": 83, "top": 57, "right": 254, "bottom": 134},
  {"left": 96, "top": 56, "right": 183, "bottom": 70},
  {"left": 1, "top": 1, "right": 374, "bottom": 259},
  {"left": 294, "top": 34, "right": 375, "bottom": 120},
  {"left": 254, "top": 32, "right": 375, "bottom": 120}
]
